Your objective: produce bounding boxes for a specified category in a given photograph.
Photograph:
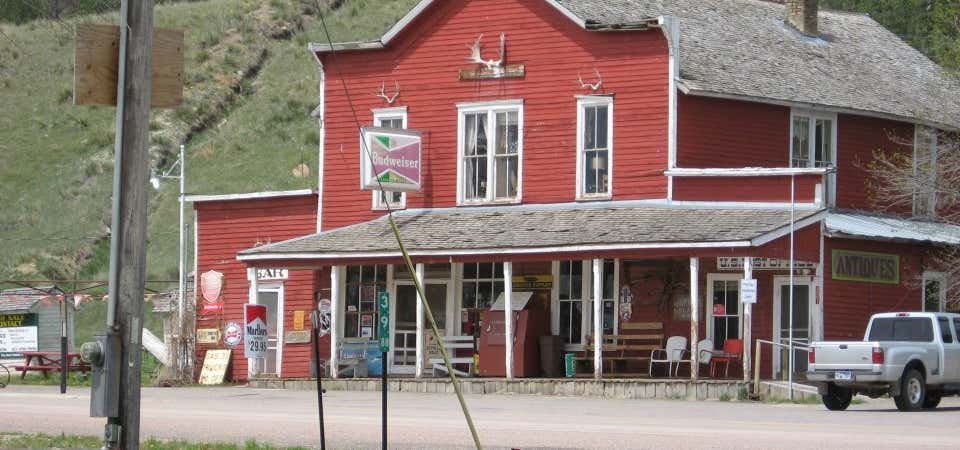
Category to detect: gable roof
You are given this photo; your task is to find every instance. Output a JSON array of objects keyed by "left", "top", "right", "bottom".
[
  {"left": 0, "top": 286, "right": 63, "bottom": 313},
  {"left": 310, "top": 0, "right": 960, "bottom": 129}
]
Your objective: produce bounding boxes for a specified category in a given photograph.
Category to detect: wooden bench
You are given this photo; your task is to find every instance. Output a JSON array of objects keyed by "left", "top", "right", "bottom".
[
  {"left": 577, "top": 322, "right": 664, "bottom": 376},
  {"left": 429, "top": 335, "right": 475, "bottom": 377}
]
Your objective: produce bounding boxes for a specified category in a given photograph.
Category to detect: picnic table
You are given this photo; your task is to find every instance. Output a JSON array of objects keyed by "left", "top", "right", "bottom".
[{"left": 11, "top": 351, "right": 90, "bottom": 380}]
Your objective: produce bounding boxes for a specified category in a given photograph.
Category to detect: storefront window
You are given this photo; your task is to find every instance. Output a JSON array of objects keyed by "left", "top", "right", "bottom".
[
  {"left": 711, "top": 279, "right": 740, "bottom": 350},
  {"left": 461, "top": 262, "right": 504, "bottom": 310},
  {"left": 558, "top": 260, "right": 583, "bottom": 345},
  {"left": 586, "top": 260, "right": 617, "bottom": 337},
  {"left": 344, "top": 265, "right": 387, "bottom": 339}
]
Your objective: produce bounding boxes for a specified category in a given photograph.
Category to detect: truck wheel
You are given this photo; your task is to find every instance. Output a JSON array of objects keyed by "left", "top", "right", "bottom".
[
  {"left": 821, "top": 384, "right": 853, "bottom": 411},
  {"left": 923, "top": 392, "right": 941, "bottom": 409},
  {"left": 894, "top": 369, "right": 925, "bottom": 411}
]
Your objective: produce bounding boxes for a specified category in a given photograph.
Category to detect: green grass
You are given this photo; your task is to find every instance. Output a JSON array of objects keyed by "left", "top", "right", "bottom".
[{"left": 0, "top": 433, "right": 310, "bottom": 449}]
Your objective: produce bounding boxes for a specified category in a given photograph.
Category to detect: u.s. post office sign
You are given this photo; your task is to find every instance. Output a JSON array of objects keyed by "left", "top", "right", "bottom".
[{"left": 832, "top": 250, "right": 899, "bottom": 284}]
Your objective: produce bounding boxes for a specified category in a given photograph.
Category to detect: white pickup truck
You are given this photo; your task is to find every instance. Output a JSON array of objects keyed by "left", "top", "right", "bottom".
[{"left": 807, "top": 312, "right": 960, "bottom": 411}]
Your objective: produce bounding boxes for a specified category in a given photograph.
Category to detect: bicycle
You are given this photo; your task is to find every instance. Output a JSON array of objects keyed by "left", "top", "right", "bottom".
[{"left": 0, "top": 361, "right": 10, "bottom": 388}]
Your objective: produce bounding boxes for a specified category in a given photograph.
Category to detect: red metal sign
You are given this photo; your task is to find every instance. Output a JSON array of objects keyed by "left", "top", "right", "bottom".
[{"left": 200, "top": 270, "right": 224, "bottom": 303}]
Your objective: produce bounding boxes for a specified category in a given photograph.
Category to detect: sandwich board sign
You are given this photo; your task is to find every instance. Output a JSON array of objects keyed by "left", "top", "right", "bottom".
[
  {"left": 243, "top": 304, "right": 268, "bottom": 358},
  {"left": 360, "top": 127, "right": 422, "bottom": 192}
]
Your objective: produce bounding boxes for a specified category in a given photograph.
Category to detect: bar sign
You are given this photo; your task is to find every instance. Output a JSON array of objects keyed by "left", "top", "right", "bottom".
[{"left": 378, "top": 292, "right": 390, "bottom": 353}]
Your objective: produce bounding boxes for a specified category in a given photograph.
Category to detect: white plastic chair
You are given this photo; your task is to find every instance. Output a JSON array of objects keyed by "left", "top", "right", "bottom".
[{"left": 648, "top": 336, "right": 688, "bottom": 377}]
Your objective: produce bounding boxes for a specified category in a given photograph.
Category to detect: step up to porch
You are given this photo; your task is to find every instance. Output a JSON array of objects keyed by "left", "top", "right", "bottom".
[{"left": 249, "top": 377, "right": 747, "bottom": 401}]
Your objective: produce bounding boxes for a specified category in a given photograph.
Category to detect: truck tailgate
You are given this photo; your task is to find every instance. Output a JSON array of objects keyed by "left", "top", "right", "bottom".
[{"left": 811, "top": 341, "right": 877, "bottom": 370}]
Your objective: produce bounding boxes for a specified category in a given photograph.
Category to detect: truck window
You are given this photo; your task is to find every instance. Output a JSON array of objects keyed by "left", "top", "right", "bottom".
[
  {"left": 938, "top": 317, "right": 953, "bottom": 343},
  {"left": 868, "top": 317, "right": 934, "bottom": 342}
]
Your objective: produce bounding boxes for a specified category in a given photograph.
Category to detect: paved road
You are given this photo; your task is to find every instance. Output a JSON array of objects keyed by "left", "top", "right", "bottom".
[{"left": 1, "top": 384, "right": 958, "bottom": 449}]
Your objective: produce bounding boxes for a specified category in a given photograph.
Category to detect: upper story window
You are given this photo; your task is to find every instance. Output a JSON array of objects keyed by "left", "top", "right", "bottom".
[
  {"left": 923, "top": 271, "right": 946, "bottom": 313},
  {"left": 372, "top": 107, "right": 407, "bottom": 210},
  {"left": 457, "top": 100, "right": 523, "bottom": 205},
  {"left": 577, "top": 96, "right": 613, "bottom": 200},
  {"left": 790, "top": 109, "right": 837, "bottom": 205},
  {"left": 913, "top": 125, "right": 938, "bottom": 218}
]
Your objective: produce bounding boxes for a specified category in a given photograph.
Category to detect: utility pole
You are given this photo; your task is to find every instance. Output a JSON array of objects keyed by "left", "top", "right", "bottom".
[{"left": 105, "top": 0, "right": 154, "bottom": 448}]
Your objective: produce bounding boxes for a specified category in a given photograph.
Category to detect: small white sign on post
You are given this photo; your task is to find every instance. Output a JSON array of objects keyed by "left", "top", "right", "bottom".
[
  {"left": 740, "top": 279, "right": 758, "bottom": 304},
  {"left": 244, "top": 303, "right": 268, "bottom": 358}
]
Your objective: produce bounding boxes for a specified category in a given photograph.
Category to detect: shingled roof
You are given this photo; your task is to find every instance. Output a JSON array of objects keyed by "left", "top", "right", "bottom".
[
  {"left": 552, "top": 0, "right": 960, "bottom": 129},
  {"left": 312, "top": 0, "right": 960, "bottom": 129},
  {"left": 238, "top": 204, "right": 825, "bottom": 260},
  {"left": 0, "top": 287, "right": 63, "bottom": 313}
]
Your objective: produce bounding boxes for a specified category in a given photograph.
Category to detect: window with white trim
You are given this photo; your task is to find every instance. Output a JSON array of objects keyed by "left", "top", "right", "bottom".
[
  {"left": 461, "top": 262, "right": 504, "bottom": 311},
  {"left": 790, "top": 109, "right": 837, "bottom": 205},
  {"left": 344, "top": 265, "right": 387, "bottom": 339},
  {"left": 923, "top": 272, "right": 946, "bottom": 313},
  {"left": 372, "top": 108, "right": 407, "bottom": 210},
  {"left": 913, "top": 125, "right": 938, "bottom": 218},
  {"left": 587, "top": 259, "right": 618, "bottom": 337},
  {"left": 707, "top": 275, "right": 742, "bottom": 350},
  {"left": 557, "top": 260, "right": 584, "bottom": 345},
  {"left": 577, "top": 96, "right": 613, "bottom": 199},
  {"left": 458, "top": 101, "right": 522, "bottom": 204}
]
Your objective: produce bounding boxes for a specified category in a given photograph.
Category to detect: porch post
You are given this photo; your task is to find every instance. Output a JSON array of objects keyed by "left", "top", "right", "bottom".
[
  {"left": 247, "top": 268, "right": 260, "bottom": 379},
  {"left": 330, "top": 265, "right": 341, "bottom": 379},
  {"left": 743, "top": 257, "right": 753, "bottom": 383},
  {"left": 689, "top": 257, "right": 699, "bottom": 380},
  {"left": 415, "top": 263, "right": 425, "bottom": 378},
  {"left": 592, "top": 259, "right": 602, "bottom": 379},
  {"left": 503, "top": 262, "right": 514, "bottom": 380}
]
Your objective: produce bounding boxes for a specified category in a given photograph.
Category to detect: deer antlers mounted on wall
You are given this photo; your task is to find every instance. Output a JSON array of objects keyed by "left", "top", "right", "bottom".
[
  {"left": 467, "top": 33, "right": 506, "bottom": 72},
  {"left": 376, "top": 81, "right": 400, "bottom": 105},
  {"left": 578, "top": 69, "right": 603, "bottom": 92}
]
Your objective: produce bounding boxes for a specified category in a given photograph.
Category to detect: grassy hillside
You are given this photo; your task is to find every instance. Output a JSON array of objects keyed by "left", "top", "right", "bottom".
[{"left": 0, "top": 0, "right": 420, "bottom": 291}]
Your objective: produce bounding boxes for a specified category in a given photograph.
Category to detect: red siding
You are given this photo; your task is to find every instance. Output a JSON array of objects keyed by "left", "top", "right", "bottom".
[
  {"left": 319, "top": 0, "right": 669, "bottom": 230},
  {"left": 677, "top": 94, "right": 790, "bottom": 168},
  {"left": 835, "top": 114, "right": 914, "bottom": 212},
  {"left": 672, "top": 174, "right": 820, "bottom": 203},
  {"left": 194, "top": 195, "right": 319, "bottom": 381},
  {"left": 823, "top": 238, "right": 928, "bottom": 340}
]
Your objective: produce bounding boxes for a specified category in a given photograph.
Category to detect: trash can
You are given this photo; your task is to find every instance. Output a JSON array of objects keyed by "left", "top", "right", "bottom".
[
  {"left": 564, "top": 353, "right": 576, "bottom": 378},
  {"left": 539, "top": 335, "right": 563, "bottom": 377}
]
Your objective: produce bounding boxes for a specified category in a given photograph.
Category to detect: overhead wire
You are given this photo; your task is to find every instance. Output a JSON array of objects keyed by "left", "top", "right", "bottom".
[{"left": 315, "top": 4, "right": 483, "bottom": 449}]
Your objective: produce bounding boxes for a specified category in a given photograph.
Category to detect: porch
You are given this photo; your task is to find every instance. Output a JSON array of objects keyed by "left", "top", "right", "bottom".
[{"left": 237, "top": 203, "right": 826, "bottom": 384}]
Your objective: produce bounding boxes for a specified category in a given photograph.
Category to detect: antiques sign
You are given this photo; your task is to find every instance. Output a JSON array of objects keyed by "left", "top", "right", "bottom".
[
  {"left": 0, "top": 313, "right": 38, "bottom": 355},
  {"left": 717, "top": 257, "right": 817, "bottom": 271},
  {"left": 360, "top": 127, "right": 423, "bottom": 192},
  {"left": 832, "top": 250, "right": 899, "bottom": 284}
]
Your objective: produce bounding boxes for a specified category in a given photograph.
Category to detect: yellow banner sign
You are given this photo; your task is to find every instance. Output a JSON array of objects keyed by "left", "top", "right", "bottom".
[{"left": 512, "top": 275, "right": 553, "bottom": 290}]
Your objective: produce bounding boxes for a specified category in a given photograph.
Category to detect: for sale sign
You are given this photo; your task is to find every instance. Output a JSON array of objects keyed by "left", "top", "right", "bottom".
[
  {"left": 243, "top": 304, "right": 268, "bottom": 358},
  {"left": 0, "top": 313, "right": 39, "bottom": 356}
]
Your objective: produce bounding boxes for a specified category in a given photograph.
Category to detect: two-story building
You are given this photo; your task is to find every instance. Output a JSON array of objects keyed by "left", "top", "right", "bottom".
[{"left": 192, "top": 0, "right": 960, "bottom": 383}]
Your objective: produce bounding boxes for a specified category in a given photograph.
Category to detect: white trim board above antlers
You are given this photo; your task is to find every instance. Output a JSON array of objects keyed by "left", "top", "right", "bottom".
[{"left": 459, "top": 33, "right": 525, "bottom": 81}]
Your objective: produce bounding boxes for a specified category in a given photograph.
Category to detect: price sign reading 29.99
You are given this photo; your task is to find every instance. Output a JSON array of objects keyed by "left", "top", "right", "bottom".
[{"left": 378, "top": 291, "right": 390, "bottom": 353}]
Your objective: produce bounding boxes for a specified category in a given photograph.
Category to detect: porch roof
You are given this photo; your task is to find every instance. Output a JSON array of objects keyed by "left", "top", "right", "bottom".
[
  {"left": 825, "top": 211, "right": 960, "bottom": 245},
  {"left": 237, "top": 203, "right": 825, "bottom": 262}
]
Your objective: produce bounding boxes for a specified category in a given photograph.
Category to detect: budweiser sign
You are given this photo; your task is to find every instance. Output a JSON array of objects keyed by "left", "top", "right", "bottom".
[{"left": 360, "top": 127, "right": 422, "bottom": 192}]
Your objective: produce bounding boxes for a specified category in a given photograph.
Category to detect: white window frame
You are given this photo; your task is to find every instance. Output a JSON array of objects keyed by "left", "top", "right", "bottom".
[
  {"left": 789, "top": 108, "right": 838, "bottom": 206},
  {"left": 254, "top": 282, "right": 284, "bottom": 376},
  {"left": 576, "top": 95, "right": 614, "bottom": 200},
  {"left": 456, "top": 100, "right": 524, "bottom": 205},
  {"left": 706, "top": 274, "right": 744, "bottom": 350},
  {"left": 551, "top": 259, "right": 618, "bottom": 351},
  {"left": 923, "top": 271, "right": 947, "bottom": 312},
  {"left": 913, "top": 125, "right": 938, "bottom": 219},
  {"left": 371, "top": 107, "right": 408, "bottom": 210}
]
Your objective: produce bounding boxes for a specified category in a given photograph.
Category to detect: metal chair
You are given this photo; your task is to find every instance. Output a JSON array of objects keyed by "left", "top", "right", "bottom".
[
  {"left": 677, "top": 339, "right": 713, "bottom": 377},
  {"left": 648, "top": 336, "right": 688, "bottom": 377},
  {"left": 709, "top": 338, "right": 744, "bottom": 378}
]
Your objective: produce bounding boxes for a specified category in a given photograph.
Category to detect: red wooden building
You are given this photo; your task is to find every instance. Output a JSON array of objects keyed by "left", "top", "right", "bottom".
[{"left": 193, "top": 0, "right": 960, "bottom": 382}]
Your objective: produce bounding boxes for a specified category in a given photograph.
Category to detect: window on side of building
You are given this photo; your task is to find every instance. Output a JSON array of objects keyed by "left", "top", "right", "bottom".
[
  {"left": 461, "top": 262, "right": 504, "bottom": 313},
  {"left": 371, "top": 108, "right": 408, "bottom": 210},
  {"left": 913, "top": 125, "right": 938, "bottom": 219},
  {"left": 707, "top": 274, "right": 742, "bottom": 350},
  {"left": 790, "top": 109, "right": 837, "bottom": 205},
  {"left": 585, "top": 259, "right": 618, "bottom": 338},
  {"left": 923, "top": 271, "right": 946, "bottom": 313},
  {"left": 344, "top": 265, "right": 388, "bottom": 339},
  {"left": 576, "top": 96, "right": 613, "bottom": 200},
  {"left": 457, "top": 101, "right": 522, "bottom": 205},
  {"left": 556, "top": 260, "right": 584, "bottom": 346}
]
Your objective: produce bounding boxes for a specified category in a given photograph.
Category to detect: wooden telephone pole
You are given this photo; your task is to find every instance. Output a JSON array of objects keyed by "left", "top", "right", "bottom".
[{"left": 106, "top": 0, "right": 154, "bottom": 448}]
